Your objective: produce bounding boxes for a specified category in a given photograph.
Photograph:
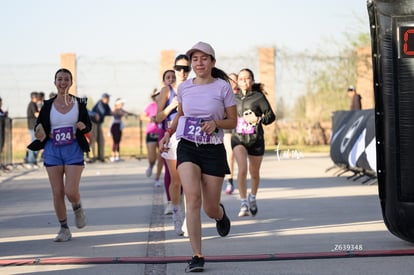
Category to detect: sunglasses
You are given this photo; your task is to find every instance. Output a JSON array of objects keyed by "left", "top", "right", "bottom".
[{"left": 174, "top": 65, "right": 191, "bottom": 73}]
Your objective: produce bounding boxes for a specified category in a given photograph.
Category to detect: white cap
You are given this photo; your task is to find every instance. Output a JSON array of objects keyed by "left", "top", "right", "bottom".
[{"left": 186, "top": 41, "right": 215, "bottom": 59}]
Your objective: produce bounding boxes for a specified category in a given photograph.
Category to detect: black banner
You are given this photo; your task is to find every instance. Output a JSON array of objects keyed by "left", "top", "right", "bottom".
[
  {"left": 330, "top": 110, "right": 376, "bottom": 175},
  {"left": 368, "top": 0, "right": 414, "bottom": 243}
]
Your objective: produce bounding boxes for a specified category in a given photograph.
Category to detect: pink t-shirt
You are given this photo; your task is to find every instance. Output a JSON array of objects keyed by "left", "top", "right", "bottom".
[
  {"left": 176, "top": 78, "right": 236, "bottom": 144},
  {"left": 143, "top": 102, "right": 164, "bottom": 135}
]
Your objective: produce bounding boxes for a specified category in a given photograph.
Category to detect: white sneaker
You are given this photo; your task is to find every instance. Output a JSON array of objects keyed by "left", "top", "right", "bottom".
[
  {"left": 181, "top": 216, "right": 188, "bottom": 237},
  {"left": 110, "top": 157, "right": 115, "bottom": 162},
  {"left": 173, "top": 208, "right": 184, "bottom": 236},
  {"left": 145, "top": 166, "right": 153, "bottom": 177},
  {"left": 225, "top": 181, "right": 234, "bottom": 195},
  {"left": 74, "top": 208, "right": 87, "bottom": 229},
  {"left": 54, "top": 227, "right": 72, "bottom": 242},
  {"left": 154, "top": 179, "right": 161, "bottom": 187},
  {"left": 238, "top": 203, "right": 249, "bottom": 217},
  {"left": 164, "top": 202, "right": 173, "bottom": 215}
]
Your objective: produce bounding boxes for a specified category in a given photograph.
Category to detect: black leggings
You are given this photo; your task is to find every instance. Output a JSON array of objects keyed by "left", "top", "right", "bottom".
[{"left": 110, "top": 123, "right": 122, "bottom": 152}]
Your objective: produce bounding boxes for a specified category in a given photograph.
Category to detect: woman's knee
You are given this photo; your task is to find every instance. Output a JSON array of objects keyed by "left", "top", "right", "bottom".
[
  {"left": 249, "top": 167, "right": 261, "bottom": 180},
  {"left": 53, "top": 189, "right": 65, "bottom": 201},
  {"left": 238, "top": 166, "right": 248, "bottom": 178},
  {"left": 186, "top": 195, "right": 202, "bottom": 210},
  {"left": 204, "top": 203, "right": 220, "bottom": 219},
  {"left": 65, "top": 186, "right": 80, "bottom": 202}
]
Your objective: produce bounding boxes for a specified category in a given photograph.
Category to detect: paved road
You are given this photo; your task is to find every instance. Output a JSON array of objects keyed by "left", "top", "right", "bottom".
[{"left": 1, "top": 153, "right": 414, "bottom": 274}]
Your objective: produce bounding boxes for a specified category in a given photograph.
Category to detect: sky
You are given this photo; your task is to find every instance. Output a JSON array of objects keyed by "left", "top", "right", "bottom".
[{"left": 0, "top": 0, "right": 370, "bottom": 117}]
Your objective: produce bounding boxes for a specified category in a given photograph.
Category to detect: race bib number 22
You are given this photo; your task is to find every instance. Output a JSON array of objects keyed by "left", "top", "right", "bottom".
[{"left": 183, "top": 117, "right": 214, "bottom": 144}]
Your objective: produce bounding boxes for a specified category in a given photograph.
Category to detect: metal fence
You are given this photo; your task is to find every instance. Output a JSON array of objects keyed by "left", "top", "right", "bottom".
[
  {"left": 1, "top": 116, "right": 146, "bottom": 169},
  {"left": 0, "top": 117, "right": 12, "bottom": 167}
]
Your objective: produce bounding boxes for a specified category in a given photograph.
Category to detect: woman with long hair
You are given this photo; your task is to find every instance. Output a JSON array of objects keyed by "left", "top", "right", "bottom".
[
  {"left": 28, "top": 68, "right": 91, "bottom": 242},
  {"left": 156, "top": 55, "right": 190, "bottom": 234},
  {"left": 160, "top": 42, "right": 237, "bottom": 272}
]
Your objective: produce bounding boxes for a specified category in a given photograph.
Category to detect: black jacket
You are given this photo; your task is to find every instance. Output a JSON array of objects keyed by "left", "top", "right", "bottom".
[
  {"left": 27, "top": 96, "right": 92, "bottom": 152},
  {"left": 92, "top": 100, "right": 112, "bottom": 123},
  {"left": 232, "top": 90, "right": 276, "bottom": 146}
]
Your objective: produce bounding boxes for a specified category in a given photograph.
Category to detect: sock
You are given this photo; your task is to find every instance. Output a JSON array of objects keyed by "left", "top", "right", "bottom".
[
  {"left": 59, "top": 218, "right": 69, "bottom": 229},
  {"left": 172, "top": 204, "right": 180, "bottom": 213},
  {"left": 241, "top": 199, "right": 248, "bottom": 206},
  {"left": 227, "top": 178, "right": 233, "bottom": 185},
  {"left": 249, "top": 194, "right": 256, "bottom": 201},
  {"left": 72, "top": 202, "right": 82, "bottom": 211}
]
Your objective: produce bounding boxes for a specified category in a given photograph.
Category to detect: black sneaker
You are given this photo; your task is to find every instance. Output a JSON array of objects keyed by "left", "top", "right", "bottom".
[
  {"left": 216, "top": 203, "right": 231, "bottom": 237},
  {"left": 185, "top": 255, "right": 205, "bottom": 273}
]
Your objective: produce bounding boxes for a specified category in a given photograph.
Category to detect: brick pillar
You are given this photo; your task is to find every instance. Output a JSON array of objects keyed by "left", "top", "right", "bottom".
[
  {"left": 356, "top": 47, "right": 374, "bottom": 109},
  {"left": 60, "top": 53, "right": 77, "bottom": 95},
  {"left": 160, "top": 50, "right": 176, "bottom": 85},
  {"left": 258, "top": 48, "right": 276, "bottom": 145}
]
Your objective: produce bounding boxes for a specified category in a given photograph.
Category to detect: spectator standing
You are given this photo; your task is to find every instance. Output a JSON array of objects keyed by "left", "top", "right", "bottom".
[
  {"left": 49, "top": 92, "right": 57, "bottom": 99},
  {"left": 91, "top": 93, "right": 112, "bottom": 162},
  {"left": 85, "top": 107, "right": 99, "bottom": 162},
  {"left": 0, "top": 97, "right": 8, "bottom": 156},
  {"left": 109, "top": 98, "right": 137, "bottom": 162},
  {"left": 231, "top": 68, "right": 276, "bottom": 217},
  {"left": 0, "top": 97, "right": 8, "bottom": 117},
  {"left": 37, "top": 91, "right": 45, "bottom": 111},
  {"left": 26, "top": 91, "right": 40, "bottom": 166},
  {"left": 160, "top": 41, "right": 237, "bottom": 272},
  {"left": 347, "top": 85, "right": 362, "bottom": 110}
]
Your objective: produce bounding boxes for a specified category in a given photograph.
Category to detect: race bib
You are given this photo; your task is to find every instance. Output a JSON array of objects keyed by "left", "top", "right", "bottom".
[
  {"left": 53, "top": 126, "right": 74, "bottom": 146},
  {"left": 183, "top": 117, "right": 216, "bottom": 144},
  {"left": 236, "top": 117, "right": 256, "bottom": 134}
]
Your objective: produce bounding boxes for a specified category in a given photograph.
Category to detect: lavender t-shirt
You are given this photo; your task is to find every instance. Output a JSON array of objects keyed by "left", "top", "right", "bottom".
[{"left": 176, "top": 78, "right": 236, "bottom": 144}]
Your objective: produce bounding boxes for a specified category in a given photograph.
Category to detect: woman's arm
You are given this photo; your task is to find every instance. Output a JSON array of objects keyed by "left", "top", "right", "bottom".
[
  {"left": 159, "top": 102, "right": 182, "bottom": 152},
  {"left": 77, "top": 99, "right": 92, "bottom": 133},
  {"left": 156, "top": 86, "right": 177, "bottom": 123},
  {"left": 217, "top": 105, "right": 237, "bottom": 130},
  {"left": 258, "top": 95, "right": 276, "bottom": 125},
  {"left": 167, "top": 102, "right": 183, "bottom": 133}
]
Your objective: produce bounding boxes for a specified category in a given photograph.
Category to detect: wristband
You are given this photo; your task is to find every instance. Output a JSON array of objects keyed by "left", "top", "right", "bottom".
[{"left": 166, "top": 128, "right": 174, "bottom": 135}]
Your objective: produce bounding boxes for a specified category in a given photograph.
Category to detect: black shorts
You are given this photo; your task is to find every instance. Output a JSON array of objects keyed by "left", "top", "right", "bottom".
[
  {"left": 146, "top": 132, "right": 160, "bottom": 143},
  {"left": 231, "top": 135, "right": 265, "bottom": 156},
  {"left": 177, "top": 138, "right": 230, "bottom": 177}
]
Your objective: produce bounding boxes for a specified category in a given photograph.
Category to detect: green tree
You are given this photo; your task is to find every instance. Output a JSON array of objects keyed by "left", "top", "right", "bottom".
[
  {"left": 276, "top": 32, "right": 371, "bottom": 145},
  {"left": 292, "top": 32, "right": 371, "bottom": 123}
]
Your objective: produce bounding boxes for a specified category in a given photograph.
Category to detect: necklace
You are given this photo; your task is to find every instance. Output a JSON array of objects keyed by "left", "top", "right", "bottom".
[
  {"left": 56, "top": 101, "right": 68, "bottom": 108},
  {"left": 56, "top": 95, "right": 71, "bottom": 108}
]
